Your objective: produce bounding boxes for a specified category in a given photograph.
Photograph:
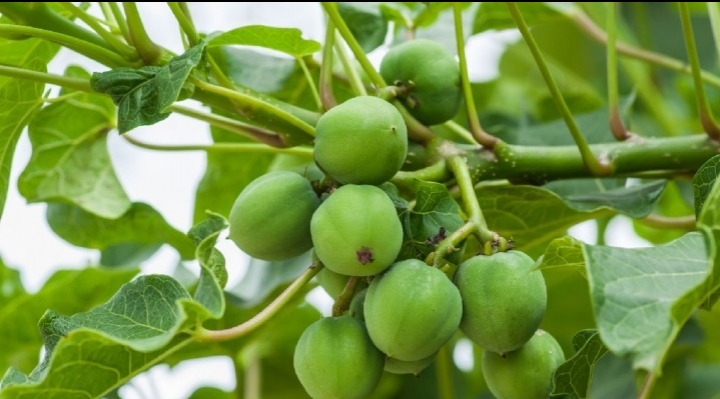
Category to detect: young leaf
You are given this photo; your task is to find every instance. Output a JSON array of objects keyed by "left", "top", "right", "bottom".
[
  {"left": 18, "top": 66, "right": 131, "bottom": 219},
  {"left": 46, "top": 202, "right": 195, "bottom": 260},
  {"left": 537, "top": 235, "right": 586, "bottom": 278},
  {"left": 0, "top": 266, "right": 138, "bottom": 376},
  {"left": 472, "top": 2, "right": 575, "bottom": 34},
  {"left": 208, "top": 25, "right": 320, "bottom": 58},
  {"left": 0, "top": 273, "right": 225, "bottom": 398},
  {"left": 697, "top": 171, "right": 720, "bottom": 310},
  {"left": 692, "top": 154, "right": 720, "bottom": 218},
  {"left": 187, "top": 212, "right": 228, "bottom": 318},
  {"left": 337, "top": 3, "right": 388, "bottom": 53},
  {"left": 583, "top": 232, "right": 709, "bottom": 375},
  {"left": 90, "top": 41, "right": 207, "bottom": 133},
  {"left": 550, "top": 330, "right": 609, "bottom": 399}
]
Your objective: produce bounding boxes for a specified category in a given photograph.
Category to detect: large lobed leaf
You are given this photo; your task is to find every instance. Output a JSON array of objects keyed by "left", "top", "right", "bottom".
[
  {"left": 18, "top": 66, "right": 130, "bottom": 219},
  {"left": 0, "top": 215, "right": 228, "bottom": 398},
  {"left": 46, "top": 202, "right": 195, "bottom": 260}
]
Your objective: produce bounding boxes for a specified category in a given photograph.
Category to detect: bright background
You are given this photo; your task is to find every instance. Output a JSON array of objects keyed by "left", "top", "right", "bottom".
[{"left": 0, "top": 3, "right": 651, "bottom": 398}]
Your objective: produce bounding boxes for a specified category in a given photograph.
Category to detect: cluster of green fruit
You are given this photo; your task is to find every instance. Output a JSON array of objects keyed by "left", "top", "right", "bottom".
[{"left": 226, "top": 38, "right": 564, "bottom": 399}]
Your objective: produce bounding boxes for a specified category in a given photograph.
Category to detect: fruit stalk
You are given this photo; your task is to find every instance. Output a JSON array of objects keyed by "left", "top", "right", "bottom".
[
  {"left": 606, "top": 2, "right": 631, "bottom": 141},
  {"left": 332, "top": 276, "right": 360, "bottom": 317},
  {"left": 448, "top": 155, "right": 496, "bottom": 243}
]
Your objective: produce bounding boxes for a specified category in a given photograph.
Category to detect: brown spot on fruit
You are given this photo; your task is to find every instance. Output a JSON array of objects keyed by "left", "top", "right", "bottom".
[{"left": 357, "top": 247, "right": 375, "bottom": 265}]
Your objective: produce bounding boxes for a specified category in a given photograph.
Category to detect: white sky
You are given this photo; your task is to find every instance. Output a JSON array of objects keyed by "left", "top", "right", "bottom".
[{"left": 0, "top": 3, "right": 651, "bottom": 398}]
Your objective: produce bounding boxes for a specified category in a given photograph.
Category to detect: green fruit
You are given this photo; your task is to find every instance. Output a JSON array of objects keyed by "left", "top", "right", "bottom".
[
  {"left": 455, "top": 251, "right": 547, "bottom": 354},
  {"left": 268, "top": 153, "right": 324, "bottom": 182},
  {"left": 380, "top": 39, "right": 461, "bottom": 126},
  {"left": 314, "top": 96, "right": 408, "bottom": 185},
  {"left": 349, "top": 288, "right": 368, "bottom": 322},
  {"left": 294, "top": 316, "right": 384, "bottom": 399},
  {"left": 482, "top": 330, "right": 565, "bottom": 399},
  {"left": 311, "top": 185, "right": 402, "bottom": 276},
  {"left": 364, "top": 259, "right": 462, "bottom": 361},
  {"left": 228, "top": 171, "right": 320, "bottom": 261},
  {"left": 384, "top": 352, "right": 437, "bottom": 376},
  {"left": 316, "top": 267, "right": 350, "bottom": 299}
]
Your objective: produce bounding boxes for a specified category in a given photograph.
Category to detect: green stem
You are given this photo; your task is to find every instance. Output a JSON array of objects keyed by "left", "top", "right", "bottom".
[
  {"left": 107, "top": 2, "right": 132, "bottom": 44},
  {"left": 637, "top": 371, "right": 657, "bottom": 399},
  {"left": 332, "top": 276, "right": 360, "bottom": 317},
  {"left": 596, "top": 216, "right": 611, "bottom": 246},
  {"left": 637, "top": 214, "right": 696, "bottom": 230},
  {"left": 58, "top": 2, "right": 139, "bottom": 61},
  {"left": 167, "top": 2, "right": 199, "bottom": 45},
  {"left": 507, "top": 2, "right": 612, "bottom": 176},
  {"left": 448, "top": 156, "right": 495, "bottom": 243},
  {"left": 197, "top": 263, "right": 323, "bottom": 342},
  {"left": 679, "top": 2, "right": 720, "bottom": 140},
  {"left": 123, "top": 134, "right": 313, "bottom": 156},
  {"left": 0, "top": 64, "right": 93, "bottom": 91},
  {"left": 0, "top": 25, "right": 135, "bottom": 67},
  {"left": 320, "top": 20, "right": 338, "bottom": 110},
  {"left": 99, "top": 2, "right": 118, "bottom": 28},
  {"left": 607, "top": 2, "right": 629, "bottom": 141},
  {"left": 233, "top": 356, "right": 244, "bottom": 399},
  {"left": 189, "top": 76, "right": 316, "bottom": 144},
  {"left": 333, "top": 31, "right": 367, "bottom": 96},
  {"left": 453, "top": 2, "right": 498, "bottom": 149},
  {"left": 436, "top": 345, "right": 455, "bottom": 399},
  {"left": 429, "top": 221, "right": 477, "bottom": 267},
  {"left": 709, "top": 3, "right": 720, "bottom": 64},
  {"left": 322, "top": 2, "right": 386, "bottom": 89},
  {"left": 573, "top": 10, "right": 720, "bottom": 90},
  {"left": 169, "top": 104, "right": 284, "bottom": 146},
  {"left": 464, "top": 134, "right": 719, "bottom": 181},
  {"left": 391, "top": 159, "right": 450, "bottom": 187},
  {"left": 0, "top": 3, "right": 113, "bottom": 51},
  {"left": 443, "top": 121, "right": 480, "bottom": 145},
  {"left": 298, "top": 56, "right": 323, "bottom": 111},
  {"left": 391, "top": 100, "right": 437, "bottom": 143},
  {"left": 123, "top": 2, "right": 163, "bottom": 65}
]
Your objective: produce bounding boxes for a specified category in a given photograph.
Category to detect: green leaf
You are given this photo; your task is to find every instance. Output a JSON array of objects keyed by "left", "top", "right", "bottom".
[
  {"left": 583, "top": 232, "right": 710, "bottom": 374},
  {"left": 46, "top": 202, "right": 195, "bottom": 260},
  {"left": 544, "top": 179, "right": 667, "bottom": 219},
  {"left": 472, "top": 2, "right": 575, "bottom": 34},
  {"left": 188, "top": 387, "right": 233, "bottom": 399},
  {"left": 0, "top": 271, "right": 226, "bottom": 397},
  {"left": 99, "top": 243, "right": 163, "bottom": 267},
  {"left": 550, "top": 330, "right": 609, "bottom": 399},
  {"left": 337, "top": 3, "right": 388, "bottom": 53},
  {"left": 382, "top": 180, "right": 465, "bottom": 261},
  {"left": 188, "top": 212, "right": 229, "bottom": 318},
  {"left": 0, "top": 257, "right": 24, "bottom": 301},
  {"left": 208, "top": 25, "right": 320, "bottom": 58},
  {"left": 0, "top": 60, "right": 45, "bottom": 223},
  {"left": 192, "top": 108, "right": 274, "bottom": 224},
  {"left": 477, "top": 185, "right": 613, "bottom": 251},
  {"left": 693, "top": 154, "right": 720, "bottom": 218},
  {"left": 227, "top": 250, "right": 312, "bottom": 308},
  {"left": 391, "top": 3, "right": 477, "bottom": 56},
  {"left": 697, "top": 168, "right": 720, "bottom": 310},
  {"left": 17, "top": 66, "right": 131, "bottom": 219},
  {"left": 0, "top": 266, "right": 138, "bottom": 375},
  {"left": 537, "top": 235, "right": 586, "bottom": 278},
  {"left": 90, "top": 41, "right": 207, "bottom": 133}
]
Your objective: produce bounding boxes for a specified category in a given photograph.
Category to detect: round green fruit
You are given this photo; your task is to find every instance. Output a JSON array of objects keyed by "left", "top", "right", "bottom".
[
  {"left": 228, "top": 171, "right": 320, "bottom": 261},
  {"left": 268, "top": 153, "right": 324, "bottom": 182},
  {"left": 364, "top": 259, "right": 462, "bottom": 361},
  {"left": 349, "top": 288, "right": 367, "bottom": 322},
  {"left": 482, "top": 330, "right": 565, "bottom": 399},
  {"left": 380, "top": 39, "right": 461, "bottom": 126},
  {"left": 294, "top": 315, "right": 384, "bottom": 399},
  {"left": 316, "top": 267, "right": 350, "bottom": 299},
  {"left": 314, "top": 96, "right": 408, "bottom": 185},
  {"left": 454, "top": 250, "right": 547, "bottom": 354},
  {"left": 384, "top": 352, "right": 437, "bottom": 376},
  {"left": 311, "top": 184, "right": 402, "bottom": 276}
]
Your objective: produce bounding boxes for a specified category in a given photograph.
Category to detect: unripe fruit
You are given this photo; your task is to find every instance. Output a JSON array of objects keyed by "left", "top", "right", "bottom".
[
  {"left": 454, "top": 251, "right": 547, "bottom": 354},
  {"left": 294, "top": 316, "right": 384, "bottom": 399},
  {"left": 380, "top": 39, "right": 461, "bottom": 126},
  {"left": 349, "top": 288, "right": 368, "bottom": 322},
  {"left": 482, "top": 330, "right": 565, "bottom": 399},
  {"left": 311, "top": 185, "right": 403, "bottom": 276},
  {"left": 316, "top": 267, "right": 350, "bottom": 299},
  {"left": 384, "top": 352, "right": 437, "bottom": 376},
  {"left": 314, "top": 96, "right": 408, "bottom": 185},
  {"left": 228, "top": 171, "right": 320, "bottom": 261},
  {"left": 364, "top": 259, "right": 462, "bottom": 361}
]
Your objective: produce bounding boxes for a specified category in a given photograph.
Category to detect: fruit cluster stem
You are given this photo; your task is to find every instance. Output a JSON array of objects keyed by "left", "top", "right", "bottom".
[
  {"left": 448, "top": 156, "right": 496, "bottom": 243},
  {"left": 196, "top": 263, "right": 323, "bottom": 342},
  {"left": 332, "top": 276, "right": 360, "bottom": 317}
]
